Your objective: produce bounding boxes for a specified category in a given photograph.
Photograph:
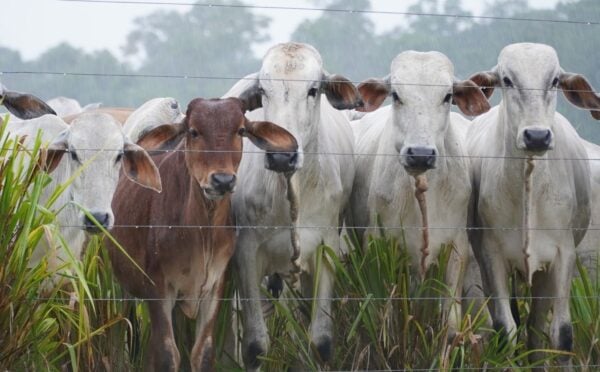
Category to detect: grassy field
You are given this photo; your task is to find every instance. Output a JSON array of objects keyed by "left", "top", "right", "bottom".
[{"left": 1, "top": 118, "right": 600, "bottom": 371}]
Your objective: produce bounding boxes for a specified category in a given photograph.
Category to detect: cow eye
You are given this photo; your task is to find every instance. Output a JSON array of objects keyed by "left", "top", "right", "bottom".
[
  {"left": 308, "top": 87, "right": 318, "bottom": 97},
  {"left": 258, "top": 87, "right": 266, "bottom": 96},
  {"left": 443, "top": 93, "right": 453, "bottom": 104},
  {"left": 552, "top": 77, "right": 560, "bottom": 88},
  {"left": 189, "top": 128, "right": 199, "bottom": 138},
  {"left": 503, "top": 77, "right": 514, "bottom": 88},
  {"left": 70, "top": 150, "right": 80, "bottom": 163},
  {"left": 392, "top": 92, "right": 402, "bottom": 104},
  {"left": 237, "top": 127, "right": 246, "bottom": 136},
  {"left": 115, "top": 151, "right": 123, "bottom": 163}
]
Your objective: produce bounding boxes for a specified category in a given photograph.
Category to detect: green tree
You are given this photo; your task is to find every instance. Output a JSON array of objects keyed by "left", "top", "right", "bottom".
[
  {"left": 123, "top": 0, "right": 271, "bottom": 104},
  {"left": 291, "top": 0, "right": 386, "bottom": 81}
]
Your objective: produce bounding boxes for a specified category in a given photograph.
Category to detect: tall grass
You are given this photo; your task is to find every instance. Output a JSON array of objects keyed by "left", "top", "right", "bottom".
[{"left": 0, "top": 117, "right": 139, "bottom": 371}]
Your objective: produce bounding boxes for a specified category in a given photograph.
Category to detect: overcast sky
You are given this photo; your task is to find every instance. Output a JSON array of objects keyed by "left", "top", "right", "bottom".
[{"left": 1, "top": 0, "right": 560, "bottom": 62}]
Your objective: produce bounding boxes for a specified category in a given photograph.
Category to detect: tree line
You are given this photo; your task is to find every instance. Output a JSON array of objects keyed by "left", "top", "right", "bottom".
[{"left": 1, "top": 0, "right": 599, "bottom": 141}]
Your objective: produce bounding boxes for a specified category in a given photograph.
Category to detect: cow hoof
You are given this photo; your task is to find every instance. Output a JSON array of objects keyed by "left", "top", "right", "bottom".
[
  {"left": 314, "top": 336, "right": 333, "bottom": 363},
  {"left": 493, "top": 320, "right": 510, "bottom": 349},
  {"left": 244, "top": 340, "right": 267, "bottom": 369},
  {"left": 558, "top": 323, "right": 573, "bottom": 360},
  {"left": 267, "top": 273, "right": 284, "bottom": 298}
]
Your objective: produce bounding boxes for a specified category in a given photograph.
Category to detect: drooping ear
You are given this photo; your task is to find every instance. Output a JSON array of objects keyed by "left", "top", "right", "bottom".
[
  {"left": 41, "top": 129, "right": 69, "bottom": 173},
  {"left": 242, "top": 119, "right": 298, "bottom": 153},
  {"left": 356, "top": 76, "right": 391, "bottom": 112},
  {"left": 468, "top": 70, "right": 500, "bottom": 99},
  {"left": 223, "top": 72, "right": 262, "bottom": 112},
  {"left": 322, "top": 73, "right": 364, "bottom": 110},
  {"left": 452, "top": 80, "right": 491, "bottom": 116},
  {"left": 122, "top": 139, "right": 162, "bottom": 193},
  {"left": 136, "top": 123, "right": 186, "bottom": 152},
  {"left": 1, "top": 90, "right": 56, "bottom": 120},
  {"left": 559, "top": 72, "right": 600, "bottom": 120}
]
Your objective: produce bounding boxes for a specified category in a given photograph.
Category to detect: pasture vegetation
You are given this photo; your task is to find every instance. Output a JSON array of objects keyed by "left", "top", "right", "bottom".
[{"left": 1, "top": 114, "right": 599, "bottom": 370}]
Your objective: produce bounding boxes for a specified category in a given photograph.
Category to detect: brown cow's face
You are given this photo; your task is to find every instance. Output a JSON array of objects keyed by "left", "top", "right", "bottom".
[
  {"left": 184, "top": 98, "right": 244, "bottom": 200},
  {"left": 137, "top": 97, "right": 298, "bottom": 201}
]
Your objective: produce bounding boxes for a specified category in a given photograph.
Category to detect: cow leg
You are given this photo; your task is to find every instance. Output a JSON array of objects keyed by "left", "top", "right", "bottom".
[
  {"left": 462, "top": 246, "right": 492, "bottom": 328},
  {"left": 527, "top": 269, "right": 552, "bottom": 365},
  {"left": 190, "top": 277, "right": 226, "bottom": 372},
  {"left": 476, "top": 240, "right": 517, "bottom": 345},
  {"left": 146, "top": 297, "right": 179, "bottom": 372},
  {"left": 444, "top": 240, "right": 467, "bottom": 339},
  {"left": 234, "top": 247, "right": 269, "bottom": 370},
  {"left": 548, "top": 248, "right": 575, "bottom": 366},
  {"left": 306, "top": 236, "right": 337, "bottom": 364}
]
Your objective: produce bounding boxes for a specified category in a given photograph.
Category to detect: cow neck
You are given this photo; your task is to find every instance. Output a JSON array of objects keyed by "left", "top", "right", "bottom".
[{"left": 498, "top": 101, "right": 548, "bottom": 283}]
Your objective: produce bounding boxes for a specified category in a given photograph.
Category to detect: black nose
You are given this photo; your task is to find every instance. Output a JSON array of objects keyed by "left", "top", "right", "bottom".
[
  {"left": 211, "top": 173, "right": 236, "bottom": 193},
  {"left": 265, "top": 151, "right": 298, "bottom": 173},
  {"left": 84, "top": 212, "right": 110, "bottom": 233},
  {"left": 523, "top": 129, "right": 552, "bottom": 151},
  {"left": 404, "top": 146, "right": 437, "bottom": 170}
]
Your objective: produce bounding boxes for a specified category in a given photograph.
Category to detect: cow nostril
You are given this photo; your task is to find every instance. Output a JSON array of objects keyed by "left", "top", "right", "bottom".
[
  {"left": 288, "top": 152, "right": 299, "bottom": 167},
  {"left": 265, "top": 151, "right": 298, "bottom": 173},
  {"left": 404, "top": 146, "right": 437, "bottom": 170},
  {"left": 84, "top": 212, "right": 110, "bottom": 231},
  {"left": 211, "top": 173, "right": 236, "bottom": 191},
  {"left": 523, "top": 129, "right": 552, "bottom": 150}
]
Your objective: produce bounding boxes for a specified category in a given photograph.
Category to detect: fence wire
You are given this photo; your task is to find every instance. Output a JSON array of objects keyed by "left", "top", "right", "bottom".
[
  {"left": 56, "top": 0, "right": 600, "bottom": 26},
  {"left": 2, "top": 70, "right": 600, "bottom": 94}
]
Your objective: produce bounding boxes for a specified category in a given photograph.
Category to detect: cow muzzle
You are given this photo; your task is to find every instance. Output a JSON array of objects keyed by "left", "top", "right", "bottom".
[
  {"left": 402, "top": 146, "right": 437, "bottom": 174},
  {"left": 265, "top": 151, "right": 300, "bottom": 173},
  {"left": 202, "top": 172, "right": 237, "bottom": 200},
  {"left": 83, "top": 211, "right": 112, "bottom": 234},
  {"left": 520, "top": 128, "right": 553, "bottom": 152}
]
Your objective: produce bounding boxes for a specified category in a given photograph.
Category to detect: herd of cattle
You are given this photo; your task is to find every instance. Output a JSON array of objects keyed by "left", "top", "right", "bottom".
[{"left": 2, "top": 41, "right": 600, "bottom": 371}]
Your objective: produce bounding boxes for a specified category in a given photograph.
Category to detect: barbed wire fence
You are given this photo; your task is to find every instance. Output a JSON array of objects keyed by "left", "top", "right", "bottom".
[{"left": 3, "top": 1, "right": 600, "bottom": 369}]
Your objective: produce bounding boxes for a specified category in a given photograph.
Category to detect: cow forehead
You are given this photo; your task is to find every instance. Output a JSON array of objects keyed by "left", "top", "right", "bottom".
[
  {"left": 187, "top": 98, "right": 244, "bottom": 130},
  {"left": 261, "top": 42, "right": 323, "bottom": 82},
  {"left": 498, "top": 43, "right": 559, "bottom": 79},
  {"left": 69, "top": 112, "right": 124, "bottom": 149},
  {"left": 391, "top": 51, "right": 454, "bottom": 91}
]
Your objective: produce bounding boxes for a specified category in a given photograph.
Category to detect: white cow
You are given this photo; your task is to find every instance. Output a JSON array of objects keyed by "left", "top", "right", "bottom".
[
  {"left": 122, "top": 97, "right": 184, "bottom": 143},
  {"left": 5, "top": 98, "right": 161, "bottom": 286},
  {"left": 222, "top": 42, "right": 362, "bottom": 369},
  {"left": 467, "top": 42, "right": 598, "bottom": 364},
  {"left": 350, "top": 51, "right": 490, "bottom": 336},
  {"left": 577, "top": 139, "right": 600, "bottom": 271}
]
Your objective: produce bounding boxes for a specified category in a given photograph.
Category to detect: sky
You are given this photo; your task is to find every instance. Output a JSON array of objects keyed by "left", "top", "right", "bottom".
[{"left": 0, "top": 0, "right": 561, "bottom": 62}]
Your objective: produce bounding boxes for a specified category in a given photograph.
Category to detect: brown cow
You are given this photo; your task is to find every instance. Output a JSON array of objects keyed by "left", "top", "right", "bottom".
[{"left": 107, "top": 97, "right": 297, "bottom": 371}]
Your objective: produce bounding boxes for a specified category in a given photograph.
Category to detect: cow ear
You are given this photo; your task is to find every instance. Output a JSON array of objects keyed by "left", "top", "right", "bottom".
[
  {"left": 136, "top": 123, "right": 186, "bottom": 152},
  {"left": 356, "top": 76, "right": 391, "bottom": 112},
  {"left": 468, "top": 70, "right": 499, "bottom": 99},
  {"left": 559, "top": 72, "right": 600, "bottom": 120},
  {"left": 242, "top": 119, "right": 298, "bottom": 153},
  {"left": 41, "top": 130, "right": 69, "bottom": 173},
  {"left": 452, "top": 79, "right": 491, "bottom": 116},
  {"left": 322, "top": 73, "right": 363, "bottom": 110},
  {"left": 223, "top": 73, "right": 262, "bottom": 112},
  {"left": 122, "top": 139, "right": 162, "bottom": 193},
  {"left": 1, "top": 90, "right": 56, "bottom": 120}
]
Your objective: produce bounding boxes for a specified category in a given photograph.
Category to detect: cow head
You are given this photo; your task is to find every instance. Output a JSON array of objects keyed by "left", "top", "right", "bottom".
[
  {"left": 223, "top": 42, "right": 362, "bottom": 171},
  {"left": 42, "top": 112, "right": 161, "bottom": 233},
  {"left": 123, "top": 97, "right": 185, "bottom": 143},
  {"left": 0, "top": 85, "right": 56, "bottom": 120},
  {"left": 470, "top": 42, "right": 600, "bottom": 154},
  {"left": 357, "top": 51, "right": 490, "bottom": 174},
  {"left": 137, "top": 98, "right": 297, "bottom": 200}
]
